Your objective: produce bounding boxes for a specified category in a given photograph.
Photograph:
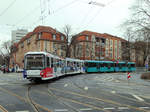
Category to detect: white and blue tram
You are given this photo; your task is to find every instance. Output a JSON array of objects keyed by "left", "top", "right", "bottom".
[
  {"left": 23, "top": 52, "right": 85, "bottom": 81},
  {"left": 23, "top": 52, "right": 135, "bottom": 81}
]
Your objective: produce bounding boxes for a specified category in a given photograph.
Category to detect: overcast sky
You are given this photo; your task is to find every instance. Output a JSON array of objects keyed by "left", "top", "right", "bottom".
[{"left": 0, "top": 0, "right": 135, "bottom": 45}]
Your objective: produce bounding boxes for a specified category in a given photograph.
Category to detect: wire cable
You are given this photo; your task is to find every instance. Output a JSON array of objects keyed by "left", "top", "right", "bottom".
[
  {"left": 0, "top": 0, "right": 17, "bottom": 17},
  {"left": 15, "top": 5, "right": 41, "bottom": 25},
  {"left": 81, "top": 0, "right": 117, "bottom": 30}
]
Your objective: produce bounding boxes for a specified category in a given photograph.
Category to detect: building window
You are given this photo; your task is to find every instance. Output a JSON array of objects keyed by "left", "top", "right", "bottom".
[
  {"left": 38, "top": 32, "right": 42, "bottom": 40},
  {"left": 38, "top": 41, "right": 40, "bottom": 51},
  {"left": 45, "top": 41, "right": 47, "bottom": 52},
  {"left": 115, "top": 40, "right": 117, "bottom": 59},
  {"left": 91, "top": 35, "right": 95, "bottom": 42},
  {"left": 86, "top": 36, "right": 89, "bottom": 41},
  {"left": 85, "top": 43, "right": 90, "bottom": 57},
  {"left": 21, "top": 43, "right": 24, "bottom": 48},
  {"left": 27, "top": 38, "right": 31, "bottom": 44},
  {"left": 53, "top": 34, "right": 56, "bottom": 40},
  {"left": 101, "top": 38, "right": 105, "bottom": 44},
  {"left": 61, "top": 35, "right": 64, "bottom": 41}
]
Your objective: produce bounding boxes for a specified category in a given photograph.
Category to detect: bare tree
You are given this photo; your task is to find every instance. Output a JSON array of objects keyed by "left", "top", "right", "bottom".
[
  {"left": 121, "top": 0, "right": 150, "bottom": 66},
  {"left": 122, "top": 28, "right": 134, "bottom": 61},
  {"left": 0, "top": 40, "right": 12, "bottom": 70},
  {"left": 62, "top": 24, "right": 72, "bottom": 57}
]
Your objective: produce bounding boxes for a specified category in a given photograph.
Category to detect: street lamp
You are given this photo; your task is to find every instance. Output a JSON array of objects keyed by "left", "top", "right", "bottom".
[{"left": 88, "top": 1, "right": 105, "bottom": 7}]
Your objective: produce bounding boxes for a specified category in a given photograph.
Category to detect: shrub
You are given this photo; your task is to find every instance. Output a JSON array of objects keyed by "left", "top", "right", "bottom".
[{"left": 141, "top": 73, "right": 150, "bottom": 79}]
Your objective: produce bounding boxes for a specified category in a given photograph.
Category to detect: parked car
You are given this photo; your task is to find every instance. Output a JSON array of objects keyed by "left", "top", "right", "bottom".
[{"left": 0, "top": 65, "right": 9, "bottom": 73}]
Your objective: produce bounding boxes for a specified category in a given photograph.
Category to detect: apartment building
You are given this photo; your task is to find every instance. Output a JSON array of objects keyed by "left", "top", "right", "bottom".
[
  {"left": 69, "top": 30, "right": 126, "bottom": 61},
  {"left": 10, "top": 26, "right": 67, "bottom": 69},
  {"left": 11, "top": 29, "right": 28, "bottom": 44}
]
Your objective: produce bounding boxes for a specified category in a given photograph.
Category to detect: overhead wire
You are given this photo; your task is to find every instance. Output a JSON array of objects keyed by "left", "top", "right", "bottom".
[
  {"left": 0, "top": 0, "right": 17, "bottom": 17},
  {"left": 15, "top": 4, "right": 41, "bottom": 25},
  {"left": 81, "top": 0, "right": 117, "bottom": 30},
  {"left": 29, "top": 0, "right": 80, "bottom": 29},
  {"left": 76, "top": 1, "right": 95, "bottom": 32}
]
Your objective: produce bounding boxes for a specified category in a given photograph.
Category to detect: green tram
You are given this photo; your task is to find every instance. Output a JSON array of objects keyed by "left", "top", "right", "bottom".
[{"left": 84, "top": 60, "right": 136, "bottom": 73}]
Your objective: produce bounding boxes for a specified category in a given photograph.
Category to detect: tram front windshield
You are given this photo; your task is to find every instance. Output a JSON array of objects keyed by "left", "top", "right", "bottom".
[{"left": 25, "top": 54, "right": 45, "bottom": 70}]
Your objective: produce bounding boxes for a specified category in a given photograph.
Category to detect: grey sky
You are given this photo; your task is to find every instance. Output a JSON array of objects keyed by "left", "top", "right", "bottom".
[{"left": 0, "top": 0, "right": 135, "bottom": 45}]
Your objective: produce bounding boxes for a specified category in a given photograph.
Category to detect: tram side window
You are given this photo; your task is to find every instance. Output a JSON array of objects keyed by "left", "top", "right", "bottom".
[
  {"left": 131, "top": 64, "right": 135, "bottom": 67},
  {"left": 108, "top": 63, "right": 111, "bottom": 68},
  {"left": 51, "top": 58, "right": 53, "bottom": 67},
  {"left": 46, "top": 57, "right": 50, "bottom": 67},
  {"left": 119, "top": 64, "right": 122, "bottom": 68},
  {"left": 85, "top": 62, "right": 88, "bottom": 67},
  {"left": 101, "top": 63, "right": 107, "bottom": 67},
  {"left": 110, "top": 63, "right": 114, "bottom": 67},
  {"left": 115, "top": 63, "right": 118, "bottom": 67},
  {"left": 122, "top": 64, "right": 126, "bottom": 67},
  {"left": 88, "top": 62, "right": 96, "bottom": 67}
]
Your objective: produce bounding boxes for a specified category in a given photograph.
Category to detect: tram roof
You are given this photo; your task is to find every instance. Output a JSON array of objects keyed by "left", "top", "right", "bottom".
[
  {"left": 128, "top": 62, "right": 135, "bottom": 64},
  {"left": 66, "top": 58, "right": 82, "bottom": 62},
  {"left": 24, "top": 52, "right": 60, "bottom": 59},
  {"left": 84, "top": 60, "right": 114, "bottom": 63}
]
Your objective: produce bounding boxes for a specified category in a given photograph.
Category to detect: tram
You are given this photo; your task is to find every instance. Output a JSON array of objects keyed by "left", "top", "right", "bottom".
[
  {"left": 127, "top": 62, "right": 136, "bottom": 72},
  {"left": 84, "top": 60, "right": 115, "bottom": 73},
  {"left": 23, "top": 51, "right": 135, "bottom": 81},
  {"left": 23, "top": 52, "right": 85, "bottom": 81},
  {"left": 84, "top": 60, "right": 136, "bottom": 73}
]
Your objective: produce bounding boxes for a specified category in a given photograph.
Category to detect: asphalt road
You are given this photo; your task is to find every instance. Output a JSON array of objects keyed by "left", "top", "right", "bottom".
[{"left": 0, "top": 71, "right": 150, "bottom": 112}]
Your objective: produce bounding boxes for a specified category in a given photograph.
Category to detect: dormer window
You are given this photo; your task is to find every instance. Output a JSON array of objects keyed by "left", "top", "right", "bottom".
[
  {"left": 38, "top": 32, "right": 42, "bottom": 40},
  {"left": 86, "top": 36, "right": 88, "bottom": 41},
  {"left": 61, "top": 35, "right": 64, "bottom": 41},
  {"left": 53, "top": 34, "right": 56, "bottom": 40}
]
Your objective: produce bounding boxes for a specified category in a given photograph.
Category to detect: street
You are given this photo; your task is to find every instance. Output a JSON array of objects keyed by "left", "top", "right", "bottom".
[{"left": 0, "top": 71, "right": 150, "bottom": 112}]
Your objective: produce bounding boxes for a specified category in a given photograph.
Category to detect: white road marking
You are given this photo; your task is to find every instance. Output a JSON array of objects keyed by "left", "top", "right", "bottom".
[
  {"left": 118, "top": 107, "right": 129, "bottom": 110},
  {"left": 104, "top": 107, "right": 115, "bottom": 110},
  {"left": 115, "top": 80, "right": 120, "bottom": 83},
  {"left": 84, "top": 86, "right": 88, "bottom": 90},
  {"left": 64, "top": 84, "right": 68, "bottom": 87},
  {"left": 139, "top": 107, "right": 149, "bottom": 109},
  {"left": 132, "top": 94, "right": 144, "bottom": 101},
  {"left": 107, "top": 77, "right": 113, "bottom": 81},
  {"left": 54, "top": 109, "right": 68, "bottom": 112},
  {"left": 80, "top": 108, "right": 92, "bottom": 111},
  {"left": 111, "top": 91, "right": 116, "bottom": 94},
  {"left": 95, "top": 76, "right": 98, "bottom": 79},
  {"left": 16, "top": 110, "right": 29, "bottom": 112}
]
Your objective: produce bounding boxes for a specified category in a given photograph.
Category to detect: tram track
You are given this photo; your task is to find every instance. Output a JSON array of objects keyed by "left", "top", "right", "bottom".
[
  {"left": 47, "top": 85, "right": 110, "bottom": 112},
  {"left": 0, "top": 86, "right": 52, "bottom": 112},
  {"left": 0, "top": 105, "right": 8, "bottom": 112},
  {"left": 0, "top": 72, "right": 150, "bottom": 112},
  {"left": 77, "top": 74, "right": 150, "bottom": 105},
  {"left": 49, "top": 87, "right": 150, "bottom": 112},
  {"left": 48, "top": 75, "right": 150, "bottom": 112},
  {"left": 47, "top": 84, "right": 81, "bottom": 112},
  {"left": 72, "top": 73, "right": 150, "bottom": 103},
  {"left": 27, "top": 85, "right": 41, "bottom": 112}
]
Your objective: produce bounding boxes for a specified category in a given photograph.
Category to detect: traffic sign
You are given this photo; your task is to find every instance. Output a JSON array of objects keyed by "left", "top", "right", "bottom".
[{"left": 127, "top": 72, "right": 131, "bottom": 79}]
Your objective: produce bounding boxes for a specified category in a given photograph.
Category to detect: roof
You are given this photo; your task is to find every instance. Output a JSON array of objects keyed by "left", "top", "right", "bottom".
[
  {"left": 72, "top": 30, "right": 127, "bottom": 42},
  {"left": 18, "top": 32, "right": 33, "bottom": 44},
  {"left": 18, "top": 26, "right": 66, "bottom": 44},
  {"left": 33, "top": 26, "right": 65, "bottom": 36}
]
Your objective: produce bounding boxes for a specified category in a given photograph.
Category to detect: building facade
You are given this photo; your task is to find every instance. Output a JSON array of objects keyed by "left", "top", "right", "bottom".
[
  {"left": 10, "top": 26, "right": 67, "bottom": 69},
  {"left": 69, "top": 30, "right": 129, "bottom": 61},
  {"left": 11, "top": 29, "right": 28, "bottom": 44}
]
